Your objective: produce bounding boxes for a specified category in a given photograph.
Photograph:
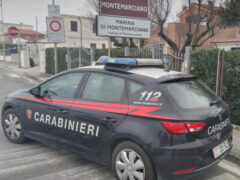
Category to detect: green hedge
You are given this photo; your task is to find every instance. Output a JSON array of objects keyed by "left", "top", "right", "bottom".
[
  {"left": 192, "top": 49, "right": 240, "bottom": 125},
  {"left": 95, "top": 48, "right": 124, "bottom": 60},
  {"left": 46, "top": 48, "right": 67, "bottom": 74}
]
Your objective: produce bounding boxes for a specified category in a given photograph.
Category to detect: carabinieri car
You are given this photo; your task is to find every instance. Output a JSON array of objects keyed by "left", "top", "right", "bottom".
[{"left": 1, "top": 57, "right": 232, "bottom": 180}]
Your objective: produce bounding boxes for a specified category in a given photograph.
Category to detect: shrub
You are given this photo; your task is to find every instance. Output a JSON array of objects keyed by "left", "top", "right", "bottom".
[{"left": 192, "top": 49, "right": 240, "bottom": 125}]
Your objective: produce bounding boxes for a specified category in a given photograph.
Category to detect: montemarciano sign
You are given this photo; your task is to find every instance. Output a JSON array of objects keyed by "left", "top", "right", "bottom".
[{"left": 100, "top": 0, "right": 149, "bottom": 19}]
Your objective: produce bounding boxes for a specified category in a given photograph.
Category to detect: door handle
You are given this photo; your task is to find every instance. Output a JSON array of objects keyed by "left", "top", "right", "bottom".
[
  {"left": 57, "top": 109, "right": 68, "bottom": 114},
  {"left": 48, "top": 107, "right": 68, "bottom": 114},
  {"left": 103, "top": 117, "right": 118, "bottom": 123}
]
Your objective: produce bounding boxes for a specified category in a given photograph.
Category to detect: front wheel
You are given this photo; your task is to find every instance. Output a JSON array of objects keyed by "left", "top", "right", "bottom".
[
  {"left": 2, "top": 109, "right": 26, "bottom": 144},
  {"left": 112, "top": 141, "right": 155, "bottom": 180}
]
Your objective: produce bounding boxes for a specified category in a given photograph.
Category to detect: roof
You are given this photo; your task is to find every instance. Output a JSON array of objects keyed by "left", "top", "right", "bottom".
[
  {"left": 19, "top": 29, "right": 44, "bottom": 36},
  {"left": 211, "top": 37, "right": 240, "bottom": 43},
  {"left": 78, "top": 65, "right": 184, "bottom": 79},
  {"left": 178, "top": 3, "right": 220, "bottom": 17}
]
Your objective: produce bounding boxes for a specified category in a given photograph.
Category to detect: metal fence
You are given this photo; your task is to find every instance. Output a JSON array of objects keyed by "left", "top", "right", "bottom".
[
  {"left": 65, "top": 46, "right": 184, "bottom": 72},
  {"left": 66, "top": 48, "right": 91, "bottom": 69}
]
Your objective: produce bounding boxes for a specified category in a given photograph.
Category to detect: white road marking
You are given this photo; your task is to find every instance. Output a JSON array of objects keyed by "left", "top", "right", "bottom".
[
  {"left": 218, "top": 160, "right": 240, "bottom": 177},
  {"left": 6, "top": 73, "right": 20, "bottom": 78}
]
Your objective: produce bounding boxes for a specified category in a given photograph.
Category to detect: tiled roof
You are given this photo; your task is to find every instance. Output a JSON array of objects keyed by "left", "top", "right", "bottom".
[
  {"left": 211, "top": 37, "right": 240, "bottom": 43},
  {"left": 19, "top": 29, "right": 44, "bottom": 36}
]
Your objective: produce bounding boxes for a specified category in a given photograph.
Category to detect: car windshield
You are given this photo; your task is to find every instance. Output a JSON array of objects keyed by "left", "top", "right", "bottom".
[{"left": 166, "top": 79, "right": 220, "bottom": 109}]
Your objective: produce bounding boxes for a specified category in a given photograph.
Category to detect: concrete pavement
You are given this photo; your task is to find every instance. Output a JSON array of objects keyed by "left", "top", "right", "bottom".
[{"left": 0, "top": 61, "right": 240, "bottom": 180}]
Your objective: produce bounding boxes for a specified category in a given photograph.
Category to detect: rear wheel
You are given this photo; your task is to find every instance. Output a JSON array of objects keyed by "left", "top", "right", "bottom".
[
  {"left": 112, "top": 141, "right": 155, "bottom": 180},
  {"left": 2, "top": 109, "right": 26, "bottom": 144}
]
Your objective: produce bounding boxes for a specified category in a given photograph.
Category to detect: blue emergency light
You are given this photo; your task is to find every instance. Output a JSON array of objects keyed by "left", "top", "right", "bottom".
[
  {"left": 101, "top": 57, "right": 137, "bottom": 65},
  {"left": 99, "top": 57, "right": 169, "bottom": 66}
]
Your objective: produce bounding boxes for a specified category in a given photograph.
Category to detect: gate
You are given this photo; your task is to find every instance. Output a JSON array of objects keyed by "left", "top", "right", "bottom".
[{"left": 66, "top": 48, "right": 91, "bottom": 69}]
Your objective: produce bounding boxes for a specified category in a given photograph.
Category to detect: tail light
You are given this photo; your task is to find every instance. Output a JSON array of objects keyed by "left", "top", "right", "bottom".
[{"left": 161, "top": 122, "right": 206, "bottom": 134}]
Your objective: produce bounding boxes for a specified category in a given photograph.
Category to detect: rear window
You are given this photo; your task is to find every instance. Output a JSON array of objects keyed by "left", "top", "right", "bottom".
[{"left": 166, "top": 79, "right": 220, "bottom": 109}]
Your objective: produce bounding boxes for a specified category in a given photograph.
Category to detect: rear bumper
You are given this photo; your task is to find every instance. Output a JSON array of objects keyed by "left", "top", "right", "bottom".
[{"left": 151, "top": 132, "right": 233, "bottom": 180}]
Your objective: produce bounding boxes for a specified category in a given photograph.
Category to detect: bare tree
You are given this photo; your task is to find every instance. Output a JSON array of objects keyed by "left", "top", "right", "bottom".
[{"left": 149, "top": 0, "right": 222, "bottom": 56}]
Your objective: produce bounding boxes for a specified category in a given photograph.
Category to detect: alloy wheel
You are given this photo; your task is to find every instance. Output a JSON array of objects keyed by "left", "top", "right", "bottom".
[
  {"left": 4, "top": 114, "right": 22, "bottom": 140},
  {"left": 116, "top": 149, "right": 145, "bottom": 180}
]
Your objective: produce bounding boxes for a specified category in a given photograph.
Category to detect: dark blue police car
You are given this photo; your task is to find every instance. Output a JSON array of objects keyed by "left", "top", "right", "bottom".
[{"left": 1, "top": 57, "right": 233, "bottom": 180}]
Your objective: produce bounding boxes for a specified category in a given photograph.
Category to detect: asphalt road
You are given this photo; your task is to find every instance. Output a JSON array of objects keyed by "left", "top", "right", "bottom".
[{"left": 0, "top": 61, "right": 240, "bottom": 180}]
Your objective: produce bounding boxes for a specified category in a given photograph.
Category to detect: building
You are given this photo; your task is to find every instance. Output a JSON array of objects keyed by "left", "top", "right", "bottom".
[
  {"left": 58, "top": 14, "right": 109, "bottom": 49},
  {"left": 0, "top": 22, "right": 33, "bottom": 44},
  {"left": 211, "top": 27, "right": 240, "bottom": 50},
  {"left": 7, "top": 29, "right": 45, "bottom": 44}
]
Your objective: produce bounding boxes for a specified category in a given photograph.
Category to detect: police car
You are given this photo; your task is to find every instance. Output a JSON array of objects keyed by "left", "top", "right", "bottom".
[{"left": 1, "top": 57, "right": 233, "bottom": 180}]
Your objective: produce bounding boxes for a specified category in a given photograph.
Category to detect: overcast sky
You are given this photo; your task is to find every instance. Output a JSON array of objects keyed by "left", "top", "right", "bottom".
[{"left": 2, "top": 0, "right": 183, "bottom": 33}]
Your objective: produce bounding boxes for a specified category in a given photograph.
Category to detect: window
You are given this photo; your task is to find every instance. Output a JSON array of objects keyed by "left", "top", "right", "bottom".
[
  {"left": 82, "top": 73, "right": 125, "bottom": 102},
  {"left": 166, "top": 79, "right": 220, "bottom": 109},
  {"left": 40, "top": 73, "right": 84, "bottom": 98},
  {"left": 71, "top": 21, "right": 78, "bottom": 32},
  {"left": 102, "top": 44, "right": 106, "bottom": 49},
  {"left": 129, "top": 81, "right": 144, "bottom": 95},
  {"left": 90, "top": 43, "right": 96, "bottom": 48}
]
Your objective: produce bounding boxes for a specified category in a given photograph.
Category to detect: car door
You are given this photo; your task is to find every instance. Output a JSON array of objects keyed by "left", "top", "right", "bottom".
[
  {"left": 67, "top": 72, "right": 128, "bottom": 161},
  {"left": 25, "top": 72, "right": 85, "bottom": 145}
]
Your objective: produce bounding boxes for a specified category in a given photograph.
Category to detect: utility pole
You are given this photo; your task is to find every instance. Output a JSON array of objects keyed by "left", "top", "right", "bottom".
[
  {"left": 78, "top": 16, "right": 82, "bottom": 67},
  {"left": 0, "top": 0, "right": 5, "bottom": 62},
  {"left": 53, "top": 0, "right": 58, "bottom": 74},
  {"left": 36, "top": 16, "right": 39, "bottom": 63}
]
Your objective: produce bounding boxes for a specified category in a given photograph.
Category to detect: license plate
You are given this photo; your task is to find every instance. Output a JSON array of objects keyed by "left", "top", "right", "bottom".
[{"left": 213, "top": 140, "right": 229, "bottom": 159}]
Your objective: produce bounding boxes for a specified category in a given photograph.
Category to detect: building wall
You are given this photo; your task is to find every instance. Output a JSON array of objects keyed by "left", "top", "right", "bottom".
[
  {"left": 58, "top": 15, "right": 109, "bottom": 49},
  {"left": 213, "top": 43, "right": 240, "bottom": 51}
]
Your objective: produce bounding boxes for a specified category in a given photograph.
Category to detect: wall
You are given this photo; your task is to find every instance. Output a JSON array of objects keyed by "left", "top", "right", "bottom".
[
  {"left": 214, "top": 42, "right": 240, "bottom": 50},
  {"left": 58, "top": 15, "right": 109, "bottom": 49}
]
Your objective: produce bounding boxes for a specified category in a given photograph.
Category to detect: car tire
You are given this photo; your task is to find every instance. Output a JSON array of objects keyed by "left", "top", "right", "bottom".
[
  {"left": 1, "top": 109, "right": 26, "bottom": 144},
  {"left": 112, "top": 141, "right": 155, "bottom": 180}
]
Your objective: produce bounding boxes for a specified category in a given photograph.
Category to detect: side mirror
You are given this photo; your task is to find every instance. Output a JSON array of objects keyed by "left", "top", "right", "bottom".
[{"left": 30, "top": 86, "right": 41, "bottom": 97}]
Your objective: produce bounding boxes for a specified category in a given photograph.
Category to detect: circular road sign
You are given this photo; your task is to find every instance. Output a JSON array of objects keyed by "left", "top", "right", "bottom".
[
  {"left": 8, "top": 26, "right": 19, "bottom": 37},
  {"left": 50, "top": 20, "right": 62, "bottom": 32}
]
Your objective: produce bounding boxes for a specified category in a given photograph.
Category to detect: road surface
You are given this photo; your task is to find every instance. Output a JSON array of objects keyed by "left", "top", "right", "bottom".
[{"left": 0, "top": 61, "right": 240, "bottom": 180}]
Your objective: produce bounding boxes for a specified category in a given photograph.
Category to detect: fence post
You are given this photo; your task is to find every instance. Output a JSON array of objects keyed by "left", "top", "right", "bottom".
[
  {"left": 66, "top": 48, "right": 71, "bottom": 70},
  {"left": 216, "top": 49, "right": 225, "bottom": 97},
  {"left": 90, "top": 47, "right": 95, "bottom": 66},
  {"left": 152, "top": 47, "right": 155, "bottom": 59},
  {"left": 124, "top": 47, "right": 130, "bottom": 56},
  {"left": 183, "top": 46, "right": 192, "bottom": 73}
]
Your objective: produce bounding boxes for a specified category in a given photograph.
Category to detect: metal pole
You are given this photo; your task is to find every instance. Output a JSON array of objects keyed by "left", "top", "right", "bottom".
[
  {"left": 78, "top": 17, "right": 82, "bottom": 66},
  {"left": 1, "top": 0, "right": 5, "bottom": 62},
  {"left": 53, "top": 0, "right": 57, "bottom": 74},
  {"left": 54, "top": 43, "right": 57, "bottom": 74},
  {"left": 17, "top": 34, "right": 21, "bottom": 68},
  {"left": 108, "top": 38, "right": 111, "bottom": 57}
]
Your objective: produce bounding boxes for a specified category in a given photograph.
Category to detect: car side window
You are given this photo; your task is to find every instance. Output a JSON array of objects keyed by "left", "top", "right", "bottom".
[
  {"left": 40, "top": 72, "right": 84, "bottom": 98},
  {"left": 81, "top": 73, "right": 125, "bottom": 102},
  {"left": 129, "top": 81, "right": 144, "bottom": 95}
]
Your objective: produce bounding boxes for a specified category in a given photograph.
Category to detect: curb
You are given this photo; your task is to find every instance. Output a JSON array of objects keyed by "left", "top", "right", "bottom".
[
  {"left": 232, "top": 124, "right": 240, "bottom": 130},
  {"left": 23, "top": 73, "right": 45, "bottom": 83}
]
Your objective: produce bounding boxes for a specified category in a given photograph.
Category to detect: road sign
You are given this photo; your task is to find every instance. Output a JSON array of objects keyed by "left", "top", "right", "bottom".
[
  {"left": 100, "top": 0, "right": 148, "bottom": 19},
  {"left": 46, "top": 17, "right": 65, "bottom": 43},
  {"left": 97, "top": 15, "right": 151, "bottom": 39},
  {"left": 8, "top": 26, "right": 19, "bottom": 37},
  {"left": 48, "top": 4, "right": 60, "bottom": 17}
]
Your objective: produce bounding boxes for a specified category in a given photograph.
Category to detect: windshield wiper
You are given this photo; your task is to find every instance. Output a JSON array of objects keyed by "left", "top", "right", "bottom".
[{"left": 209, "top": 99, "right": 221, "bottom": 106}]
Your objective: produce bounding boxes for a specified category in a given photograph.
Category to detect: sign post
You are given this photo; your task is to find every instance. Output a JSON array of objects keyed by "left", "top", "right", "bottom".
[
  {"left": 97, "top": 0, "right": 151, "bottom": 55},
  {"left": 8, "top": 26, "right": 21, "bottom": 67},
  {"left": 46, "top": 0, "right": 64, "bottom": 74}
]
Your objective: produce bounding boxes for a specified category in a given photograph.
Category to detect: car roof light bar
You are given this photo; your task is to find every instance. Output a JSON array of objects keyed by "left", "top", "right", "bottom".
[{"left": 99, "top": 56, "right": 169, "bottom": 67}]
